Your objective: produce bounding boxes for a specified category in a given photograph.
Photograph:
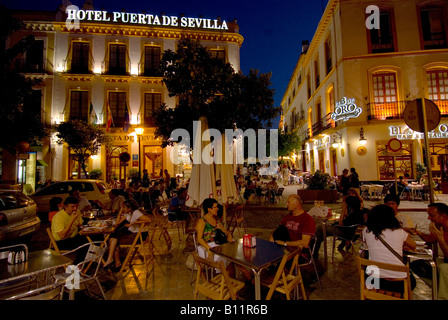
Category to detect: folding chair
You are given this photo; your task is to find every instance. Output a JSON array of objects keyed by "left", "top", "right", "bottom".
[
  {"left": 117, "top": 223, "right": 153, "bottom": 277},
  {"left": 357, "top": 257, "right": 412, "bottom": 300},
  {"left": 46, "top": 227, "right": 69, "bottom": 254},
  {"left": 192, "top": 252, "right": 245, "bottom": 300},
  {"left": 56, "top": 241, "right": 108, "bottom": 300},
  {"left": 226, "top": 205, "right": 246, "bottom": 238},
  {"left": 150, "top": 207, "right": 173, "bottom": 252},
  {"left": 265, "top": 248, "right": 307, "bottom": 300}
]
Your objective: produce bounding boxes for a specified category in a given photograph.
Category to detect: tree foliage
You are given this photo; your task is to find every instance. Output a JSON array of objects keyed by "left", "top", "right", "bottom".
[
  {"left": 278, "top": 130, "right": 301, "bottom": 157},
  {"left": 0, "top": 6, "right": 47, "bottom": 153},
  {"left": 56, "top": 120, "right": 111, "bottom": 178},
  {"left": 154, "top": 38, "right": 280, "bottom": 148}
]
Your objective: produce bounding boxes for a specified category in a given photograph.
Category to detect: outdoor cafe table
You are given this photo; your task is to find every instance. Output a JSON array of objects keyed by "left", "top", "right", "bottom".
[
  {"left": 0, "top": 249, "right": 73, "bottom": 298},
  {"left": 408, "top": 184, "right": 424, "bottom": 201},
  {"left": 210, "top": 237, "right": 289, "bottom": 300}
]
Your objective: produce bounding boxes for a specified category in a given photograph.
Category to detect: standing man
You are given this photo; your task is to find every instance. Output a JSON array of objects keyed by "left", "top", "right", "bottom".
[
  {"left": 411, "top": 203, "right": 448, "bottom": 299},
  {"left": 270, "top": 194, "right": 316, "bottom": 249}
]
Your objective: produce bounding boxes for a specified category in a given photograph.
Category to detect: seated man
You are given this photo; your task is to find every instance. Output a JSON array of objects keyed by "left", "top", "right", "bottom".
[
  {"left": 266, "top": 177, "right": 278, "bottom": 202},
  {"left": 95, "top": 188, "right": 125, "bottom": 216},
  {"left": 168, "top": 188, "right": 190, "bottom": 229},
  {"left": 51, "top": 196, "right": 88, "bottom": 263},
  {"left": 384, "top": 193, "right": 415, "bottom": 233},
  {"left": 270, "top": 194, "right": 316, "bottom": 249},
  {"left": 411, "top": 203, "right": 448, "bottom": 299},
  {"left": 69, "top": 188, "right": 92, "bottom": 213}
]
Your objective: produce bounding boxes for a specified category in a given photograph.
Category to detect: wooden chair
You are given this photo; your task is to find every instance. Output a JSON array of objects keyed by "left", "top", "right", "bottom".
[
  {"left": 118, "top": 223, "right": 153, "bottom": 277},
  {"left": 192, "top": 252, "right": 245, "bottom": 300},
  {"left": 226, "top": 205, "right": 246, "bottom": 238},
  {"left": 46, "top": 227, "right": 69, "bottom": 254},
  {"left": 150, "top": 207, "right": 172, "bottom": 252},
  {"left": 265, "top": 248, "right": 307, "bottom": 300},
  {"left": 357, "top": 257, "right": 412, "bottom": 300}
]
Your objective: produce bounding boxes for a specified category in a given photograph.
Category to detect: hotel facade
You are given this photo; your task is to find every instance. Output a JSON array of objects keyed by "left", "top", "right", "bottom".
[
  {"left": 281, "top": 0, "right": 448, "bottom": 192},
  {"left": 4, "top": 2, "right": 243, "bottom": 191}
]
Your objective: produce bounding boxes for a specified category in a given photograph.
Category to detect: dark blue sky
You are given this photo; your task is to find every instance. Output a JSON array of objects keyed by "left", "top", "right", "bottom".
[{"left": 4, "top": 0, "right": 328, "bottom": 128}]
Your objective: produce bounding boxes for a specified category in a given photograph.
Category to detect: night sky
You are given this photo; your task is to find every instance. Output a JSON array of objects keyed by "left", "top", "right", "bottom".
[{"left": 3, "top": 0, "right": 329, "bottom": 128}]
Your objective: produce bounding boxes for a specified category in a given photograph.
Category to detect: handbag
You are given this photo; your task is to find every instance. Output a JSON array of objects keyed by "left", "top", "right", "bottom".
[{"left": 213, "top": 228, "right": 228, "bottom": 245}]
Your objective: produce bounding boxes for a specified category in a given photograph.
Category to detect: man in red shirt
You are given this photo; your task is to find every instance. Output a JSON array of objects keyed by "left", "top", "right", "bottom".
[{"left": 270, "top": 194, "right": 316, "bottom": 248}]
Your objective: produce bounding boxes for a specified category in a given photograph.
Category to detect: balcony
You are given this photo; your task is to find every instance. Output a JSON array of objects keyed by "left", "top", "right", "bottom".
[
  {"left": 302, "top": 113, "right": 337, "bottom": 141},
  {"left": 367, "top": 100, "right": 448, "bottom": 120}
]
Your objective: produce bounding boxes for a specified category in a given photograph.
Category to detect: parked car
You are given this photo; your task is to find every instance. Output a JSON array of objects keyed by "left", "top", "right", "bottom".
[
  {"left": 0, "top": 190, "right": 40, "bottom": 244},
  {"left": 31, "top": 180, "right": 111, "bottom": 217}
]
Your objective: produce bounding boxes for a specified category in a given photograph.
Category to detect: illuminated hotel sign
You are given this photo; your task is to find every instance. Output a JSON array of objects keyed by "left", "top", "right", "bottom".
[
  {"left": 389, "top": 124, "right": 448, "bottom": 140},
  {"left": 330, "top": 97, "right": 362, "bottom": 122},
  {"left": 66, "top": 6, "right": 229, "bottom": 30}
]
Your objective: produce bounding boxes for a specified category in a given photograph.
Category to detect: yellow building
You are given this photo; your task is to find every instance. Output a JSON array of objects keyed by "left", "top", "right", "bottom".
[
  {"left": 281, "top": 0, "right": 448, "bottom": 191},
  {"left": 5, "top": 2, "right": 243, "bottom": 189}
]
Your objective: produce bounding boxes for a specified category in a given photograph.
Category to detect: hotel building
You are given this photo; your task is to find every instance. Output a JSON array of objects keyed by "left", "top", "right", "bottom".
[
  {"left": 4, "top": 2, "right": 243, "bottom": 191},
  {"left": 281, "top": 0, "right": 448, "bottom": 192}
]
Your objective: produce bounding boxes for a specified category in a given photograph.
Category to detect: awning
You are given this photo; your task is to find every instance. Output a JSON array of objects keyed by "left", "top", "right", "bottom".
[{"left": 36, "top": 160, "right": 48, "bottom": 167}]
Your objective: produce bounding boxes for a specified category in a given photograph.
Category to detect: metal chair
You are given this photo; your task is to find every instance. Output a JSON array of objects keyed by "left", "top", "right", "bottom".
[
  {"left": 56, "top": 241, "right": 108, "bottom": 300},
  {"left": 265, "top": 247, "right": 307, "bottom": 300},
  {"left": 192, "top": 252, "right": 245, "bottom": 300},
  {"left": 299, "top": 235, "right": 322, "bottom": 291},
  {"left": 6, "top": 281, "right": 66, "bottom": 300},
  {"left": 332, "top": 224, "right": 365, "bottom": 261},
  {"left": 357, "top": 257, "right": 412, "bottom": 300},
  {"left": 275, "top": 187, "right": 285, "bottom": 204}
]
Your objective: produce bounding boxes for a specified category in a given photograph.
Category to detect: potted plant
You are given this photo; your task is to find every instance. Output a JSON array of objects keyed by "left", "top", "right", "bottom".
[{"left": 297, "top": 170, "right": 339, "bottom": 203}]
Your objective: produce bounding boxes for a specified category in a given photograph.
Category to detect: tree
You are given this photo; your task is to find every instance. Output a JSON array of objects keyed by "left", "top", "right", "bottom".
[
  {"left": 56, "top": 120, "right": 111, "bottom": 178},
  {"left": 278, "top": 130, "right": 302, "bottom": 158},
  {"left": 0, "top": 6, "right": 47, "bottom": 153},
  {"left": 154, "top": 38, "right": 280, "bottom": 148}
]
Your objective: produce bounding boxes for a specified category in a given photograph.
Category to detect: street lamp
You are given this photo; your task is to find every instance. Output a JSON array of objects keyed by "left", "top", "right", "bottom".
[{"left": 135, "top": 127, "right": 144, "bottom": 179}]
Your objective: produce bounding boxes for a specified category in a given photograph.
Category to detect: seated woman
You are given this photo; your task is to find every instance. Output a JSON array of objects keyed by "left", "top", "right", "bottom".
[
  {"left": 103, "top": 199, "right": 152, "bottom": 271},
  {"left": 362, "top": 204, "right": 417, "bottom": 294},
  {"left": 48, "top": 196, "right": 63, "bottom": 222},
  {"left": 196, "top": 198, "right": 253, "bottom": 280}
]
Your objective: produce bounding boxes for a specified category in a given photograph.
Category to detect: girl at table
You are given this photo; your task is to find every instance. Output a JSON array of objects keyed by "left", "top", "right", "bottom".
[
  {"left": 362, "top": 204, "right": 417, "bottom": 294},
  {"left": 103, "top": 199, "right": 151, "bottom": 271}
]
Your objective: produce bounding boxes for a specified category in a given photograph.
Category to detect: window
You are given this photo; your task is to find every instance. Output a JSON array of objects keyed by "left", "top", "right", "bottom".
[
  {"left": 368, "top": 10, "right": 395, "bottom": 53},
  {"left": 371, "top": 72, "right": 399, "bottom": 119},
  {"left": 144, "top": 46, "right": 161, "bottom": 76},
  {"left": 427, "top": 69, "right": 448, "bottom": 114},
  {"left": 107, "top": 145, "right": 128, "bottom": 182},
  {"left": 325, "top": 38, "right": 332, "bottom": 75},
  {"left": 307, "top": 73, "right": 311, "bottom": 99},
  {"left": 109, "top": 44, "right": 127, "bottom": 75},
  {"left": 314, "top": 57, "right": 320, "bottom": 89},
  {"left": 71, "top": 42, "right": 90, "bottom": 73},
  {"left": 23, "top": 89, "right": 42, "bottom": 118},
  {"left": 210, "top": 49, "right": 226, "bottom": 61},
  {"left": 70, "top": 90, "right": 89, "bottom": 121},
  {"left": 144, "top": 92, "right": 161, "bottom": 126},
  {"left": 377, "top": 141, "right": 413, "bottom": 180},
  {"left": 108, "top": 91, "right": 127, "bottom": 127},
  {"left": 26, "top": 39, "right": 44, "bottom": 72},
  {"left": 420, "top": 6, "right": 447, "bottom": 49}
]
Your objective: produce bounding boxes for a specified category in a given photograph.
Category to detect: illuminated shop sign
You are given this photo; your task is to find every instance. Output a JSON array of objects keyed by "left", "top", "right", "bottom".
[
  {"left": 389, "top": 124, "right": 448, "bottom": 140},
  {"left": 66, "top": 6, "right": 229, "bottom": 30},
  {"left": 330, "top": 97, "right": 362, "bottom": 122}
]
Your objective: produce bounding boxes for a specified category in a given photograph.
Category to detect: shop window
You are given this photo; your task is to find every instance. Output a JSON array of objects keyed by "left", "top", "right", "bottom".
[
  {"left": 419, "top": 6, "right": 447, "bottom": 49},
  {"left": 370, "top": 72, "right": 399, "bottom": 119},
  {"left": 144, "top": 92, "right": 161, "bottom": 126},
  {"left": 69, "top": 90, "right": 89, "bottom": 121},
  {"left": 427, "top": 69, "right": 448, "bottom": 114},
  {"left": 108, "top": 44, "right": 127, "bottom": 75},
  {"left": 367, "top": 10, "right": 396, "bottom": 53},
  {"left": 143, "top": 46, "right": 161, "bottom": 76},
  {"left": 108, "top": 91, "right": 127, "bottom": 127},
  {"left": 71, "top": 42, "right": 90, "bottom": 74},
  {"left": 377, "top": 141, "right": 413, "bottom": 180}
]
